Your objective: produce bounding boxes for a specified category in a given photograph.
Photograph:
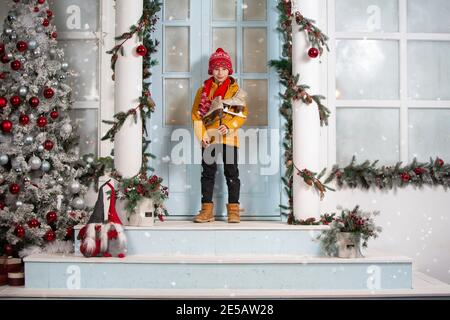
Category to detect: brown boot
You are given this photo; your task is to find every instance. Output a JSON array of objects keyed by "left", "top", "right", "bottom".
[
  {"left": 193, "top": 203, "right": 215, "bottom": 223},
  {"left": 226, "top": 203, "right": 243, "bottom": 223}
]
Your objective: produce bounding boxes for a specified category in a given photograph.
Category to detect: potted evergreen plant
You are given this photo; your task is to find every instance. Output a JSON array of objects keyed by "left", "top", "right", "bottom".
[{"left": 317, "top": 206, "right": 382, "bottom": 258}]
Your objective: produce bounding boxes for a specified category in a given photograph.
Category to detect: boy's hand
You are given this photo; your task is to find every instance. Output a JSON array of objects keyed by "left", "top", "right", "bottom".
[
  {"left": 201, "top": 136, "right": 211, "bottom": 148},
  {"left": 218, "top": 125, "right": 229, "bottom": 135}
]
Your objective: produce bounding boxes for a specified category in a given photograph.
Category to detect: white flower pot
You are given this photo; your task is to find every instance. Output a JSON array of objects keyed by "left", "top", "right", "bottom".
[
  {"left": 128, "top": 198, "right": 154, "bottom": 227},
  {"left": 336, "top": 232, "right": 363, "bottom": 258}
]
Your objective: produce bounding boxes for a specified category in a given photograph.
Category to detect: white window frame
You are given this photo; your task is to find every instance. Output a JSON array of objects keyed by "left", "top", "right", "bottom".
[{"left": 326, "top": 0, "right": 450, "bottom": 167}]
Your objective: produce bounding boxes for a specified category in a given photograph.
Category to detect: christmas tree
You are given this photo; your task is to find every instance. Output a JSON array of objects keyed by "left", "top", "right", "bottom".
[{"left": 0, "top": 0, "right": 89, "bottom": 257}]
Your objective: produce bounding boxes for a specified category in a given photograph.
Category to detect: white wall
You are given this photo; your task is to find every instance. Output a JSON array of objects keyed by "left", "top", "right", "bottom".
[{"left": 320, "top": 184, "right": 450, "bottom": 284}]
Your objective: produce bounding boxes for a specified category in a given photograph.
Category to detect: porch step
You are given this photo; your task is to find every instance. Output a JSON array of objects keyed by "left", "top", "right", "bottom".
[
  {"left": 24, "top": 253, "right": 412, "bottom": 290},
  {"left": 74, "top": 221, "right": 329, "bottom": 256}
]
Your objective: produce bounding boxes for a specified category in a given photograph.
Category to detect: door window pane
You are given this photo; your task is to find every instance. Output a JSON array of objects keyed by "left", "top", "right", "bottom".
[
  {"left": 165, "top": 0, "right": 190, "bottom": 21},
  {"left": 408, "top": 0, "right": 450, "bottom": 33},
  {"left": 49, "top": 0, "right": 99, "bottom": 31},
  {"left": 164, "top": 27, "right": 190, "bottom": 72},
  {"left": 213, "top": 28, "right": 236, "bottom": 68},
  {"left": 336, "top": 40, "right": 399, "bottom": 100},
  {"left": 242, "top": 79, "right": 268, "bottom": 126},
  {"left": 243, "top": 0, "right": 266, "bottom": 21},
  {"left": 408, "top": 41, "right": 450, "bottom": 100},
  {"left": 336, "top": 108, "right": 400, "bottom": 165},
  {"left": 213, "top": 0, "right": 236, "bottom": 21},
  {"left": 59, "top": 40, "right": 99, "bottom": 101},
  {"left": 164, "top": 79, "right": 190, "bottom": 126},
  {"left": 243, "top": 28, "right": 267, "bottom": 73},
  {"left": 335, "top": 0, "right": 398, "bottom": 32},
  {"left": 409, "top": 109, "right": 450, "bottom": 162},
  {"left": 69, "top": 109, "right": 98, "bottom": 157}
]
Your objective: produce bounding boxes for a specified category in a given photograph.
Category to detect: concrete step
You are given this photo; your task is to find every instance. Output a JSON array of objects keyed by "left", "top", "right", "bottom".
[
  {"left": 74, "top": 221, "right": 329, "bottom": 256},
  {"left": 24, "top": 253, "right": 412, "bottom": 290}
]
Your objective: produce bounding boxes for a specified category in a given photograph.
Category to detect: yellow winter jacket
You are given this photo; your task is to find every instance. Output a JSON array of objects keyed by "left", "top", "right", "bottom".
[{"left": 191, "top": 77, "right": 248, "bottom": 148}]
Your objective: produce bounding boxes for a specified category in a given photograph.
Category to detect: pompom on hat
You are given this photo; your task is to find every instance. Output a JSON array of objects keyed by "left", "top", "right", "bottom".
[{"left": 208, "top": 48, "right": 233, "bottom": 75}]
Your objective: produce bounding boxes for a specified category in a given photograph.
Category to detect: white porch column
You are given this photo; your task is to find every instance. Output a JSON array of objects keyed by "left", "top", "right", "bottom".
[
  {"left": 114, "top": 0, "right": 143, "bottom": 178},
  {"left": 292, "top": 0, "right": 321, "bottom": 220}
]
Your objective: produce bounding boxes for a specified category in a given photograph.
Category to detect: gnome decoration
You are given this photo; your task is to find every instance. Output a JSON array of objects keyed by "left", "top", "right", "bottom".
[
  {"left": 103, "top": 181, "right": 127, "bottom": 258},
  {"left": 77, "top": 180, "right": 127, "bottom": 258}
]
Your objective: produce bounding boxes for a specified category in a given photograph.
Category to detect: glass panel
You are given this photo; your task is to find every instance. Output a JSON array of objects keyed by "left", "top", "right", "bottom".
[
  {"left": 242, "top": 79, "right": 268, "bottom": 126},
  {"left": 164, "top": 79, "right": 190, "bottom": 126},
  {"left": 165, "top": 0, "right": 189, "bottom": 21},
  {"left": 408, "top": 41, "right": 450, "bottom": 100},
  {"left": 212, "top": 28, "right": 236, "bottom": 68},
  {"left": 335, "top": 0, "right": 398, "bottom": 32},
  {"left": 164, "top": 27, "right": 190, "bottom": 72},
  {"left": 408, "top": 0, "right": 450, "bottom": 33},
  {"left": 49, "top": 0, "right": 99, "bottom": 32},
  {"left": 69, "top": 109, "right": 98, "bottom": 157},
  {"left": 336, "top": 108, "right": 400, "bottom": 165},
  {"left": 59, "top": 40, "right": 99, "bottom": 101},
  {"left": 213, "top": 0, "right": 236, "bottom": 21},
  {"left": 243, "top": 28, "right": 267, "bottom": 73},
  {"left": 336, "top": 40, "right": 399, "bottom": 100},
  {"left": 243, "top": 0, "right": 266, "bottom": 21},
  {"left": 409, "top": 109, "right": 450, "bottom": 162}
]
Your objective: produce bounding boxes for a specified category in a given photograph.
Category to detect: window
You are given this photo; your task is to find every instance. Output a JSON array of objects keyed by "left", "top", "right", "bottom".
[{"left": 329, "top": 0, "right": 450, "bottom": 165}]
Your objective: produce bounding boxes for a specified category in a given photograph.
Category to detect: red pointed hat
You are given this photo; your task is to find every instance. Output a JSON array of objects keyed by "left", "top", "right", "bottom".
[
  {"left": 106, "top": 181, "right": 122, "bottom": 225},
  {"left": 208, "top": 48, "right": 233, "bottom": 75}
]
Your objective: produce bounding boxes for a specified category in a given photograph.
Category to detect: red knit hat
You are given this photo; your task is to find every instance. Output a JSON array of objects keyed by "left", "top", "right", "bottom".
[{"left": 208, "top": 48, "right": 233, "bottom": 75}]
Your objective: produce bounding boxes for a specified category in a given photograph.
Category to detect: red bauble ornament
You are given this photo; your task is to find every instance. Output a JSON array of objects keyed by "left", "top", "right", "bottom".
[
  {"left": 1, "top": 120, "right": 13, "bottom": 133},
  {"left": 51, "top": 32, "right": 57, "bottom": 39},
  {"left": 19, "top": 114, "right": 30, "bottom": 125},
  {"left": 0, "top": 202, "right": 5, "bottom": 210},
  {"left": 66, "top": 226, "right": 74, "bottom": 238},
  {"left": 27, "top": 218, "right": 40, "bottom": 228},
  {"left": 16, "top": 41, "right": 28, "bottom": 52},
  {"left": 308, "top": 47, "right": 319, "bottom": 58},
  {"left": 42, "top": 18, "right": 49, "bottom": 27},
  {"left": 37, "top": 0, "right": 45, "bottom": 4},
  {"left": 10, "top": 60, "right": 21, "bottom": 71},
  {"left": 14, "top": 225, "right": 25, "bottom": 238},
  {"left": 46, "top": 211, "right": 57, "bottom": 223},
  {"left": 37, "top": 116, "right": 47, "bottom": 128},
  {"left": 3, "top": 244, "right": 14, "bottom": 256},
  {"left": 46, "top": 10, "right": 53, "bottom": 18},
  {"left": 1, "top": 55, "right": 10, "bottom": 64},
  {"left": 43, "top": 87, "right": 54, "bottom": 99},
  {"left": 401, "top": 172, "right": 410, "bottom": 182},
  {"left": 437, "top": 158, "right": 444, "bottom": 166},
  {"left": 136, "top": 45, "right": 148, "bottom": 56},
  {"left": 29, "top": 96, "right": 40, "bottom": 108},
  {"left": 44, "top": 230, "right": 55, "bottom": 242},
  {"left": 10, "top": 95, "right": 21, "bottom": 107},
  {"left": 0, "top": 43, "right": 5, "bottom": 55},
  {"left": 0, "top": 72, "right": 6, "bottom": 80},
  {"left": 0, "top": 96, "right": 7, "bottom": 108},
  {"left": 44, "top": 139, "right": 54, "bottom": 150},
  {"left": 34, "top": 6, "right": 39, "bottom": 12},
  {"left": 50, "top": 110, "right": 59, "bottom": 119},
  {"left": 9, "top": 183, "right": 20, "bottom": 194}
]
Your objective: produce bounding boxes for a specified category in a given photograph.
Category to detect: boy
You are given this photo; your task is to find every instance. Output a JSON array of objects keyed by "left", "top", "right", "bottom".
[{"left": 191, "top": 48, "right": 248, "bottom": 223}]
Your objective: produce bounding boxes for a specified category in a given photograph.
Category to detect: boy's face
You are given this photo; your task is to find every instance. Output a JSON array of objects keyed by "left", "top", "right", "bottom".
[{"left": 212, "top": 67, "right": 229, "bottom": 83}]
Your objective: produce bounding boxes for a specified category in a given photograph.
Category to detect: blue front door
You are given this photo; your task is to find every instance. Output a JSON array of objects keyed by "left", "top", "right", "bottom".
[{"left": 150, "top": 0, "right": 281, "bottom": 219}]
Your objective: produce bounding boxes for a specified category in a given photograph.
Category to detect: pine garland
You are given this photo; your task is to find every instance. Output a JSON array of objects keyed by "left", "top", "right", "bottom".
[
  {"left": 270, "top": 1, "right": 332, "bottom": 223},
  {"left": 324, "top": 156, "right": 450, "bottom": 190}
]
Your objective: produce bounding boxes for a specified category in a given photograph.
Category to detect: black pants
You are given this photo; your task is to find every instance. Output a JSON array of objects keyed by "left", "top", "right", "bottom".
[{"left": 201, "top": 144, "right": 240, "bottom": 204}]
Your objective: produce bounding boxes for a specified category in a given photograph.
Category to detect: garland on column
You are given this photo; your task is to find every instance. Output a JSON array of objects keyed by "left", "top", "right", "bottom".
[
  {"left": 82, "top": 0, "right": 168, "bottom": 220},
  {"left": 324, "top": 156, "right": 450, "bottom": 189},
  {"left": 269, "top": 0, "right": 333, "bottom": 223}
]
